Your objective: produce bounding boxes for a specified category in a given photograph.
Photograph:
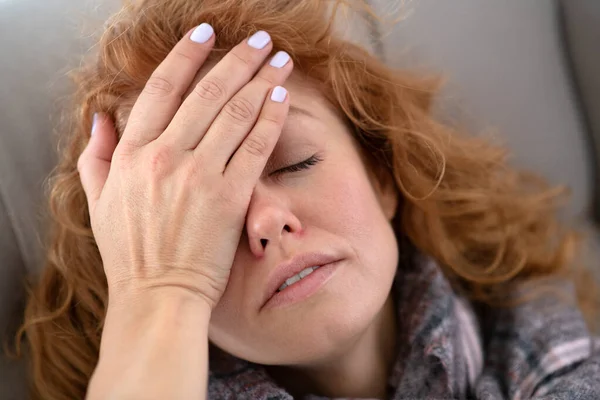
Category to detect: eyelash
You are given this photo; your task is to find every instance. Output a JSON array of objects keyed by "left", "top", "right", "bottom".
[{"left": 274, "top": 154, "right": 323, "bottom": 175}]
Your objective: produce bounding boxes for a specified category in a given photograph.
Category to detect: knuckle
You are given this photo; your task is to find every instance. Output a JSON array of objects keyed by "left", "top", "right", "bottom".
[
  {"left": 146, "top": 144, "right": 174, "bottom": 176},
  {"left": 116, "top": 138, "right": 140, "bottom": 155},
  {"left": 144, "top": 75, "right": 176, "bottom": 98},
  {"left": 182, "top": 156, "right": 206, "bottom": 184},
  {"left": 255, "top": 73, "right": 276, "bottom": 86},
  {"left": 193, "top": 77, "right": 226, "bottom": 102},
  {"left": 261, "top": 114, "right": 285, "bottom": 130},
  {"left": 223, "top": 97, "right": 256, "bottom": 124},
  {"left": 115, "top": 147, "right": 135, "bottom": 170},
  {"left": 229, "top": 49, "right": 252, "bottom": 69},
  {"left": 173, "top": 49, "right": 196, "bottom": 64},
  {"left": 242, "top": 134, "right": 270, "bottom": 158}
]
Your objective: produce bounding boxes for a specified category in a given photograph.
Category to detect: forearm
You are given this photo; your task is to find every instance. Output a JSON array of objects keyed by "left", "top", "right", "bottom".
[{"left": 87, "top": 290, "right": 212, "bottom": 400}]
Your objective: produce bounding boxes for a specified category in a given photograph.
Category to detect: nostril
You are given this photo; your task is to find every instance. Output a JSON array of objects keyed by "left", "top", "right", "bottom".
[
  {"left": 283, "top": 225, "right": 291, "bottom": 232},
  {"left": 260, "top": 238, "right": 268, "bottom": 248}
]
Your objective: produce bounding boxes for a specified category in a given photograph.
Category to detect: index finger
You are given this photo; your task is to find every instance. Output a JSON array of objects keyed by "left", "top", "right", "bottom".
[{"left": 121, "top": 23, "right": 216, "bottom": 148}]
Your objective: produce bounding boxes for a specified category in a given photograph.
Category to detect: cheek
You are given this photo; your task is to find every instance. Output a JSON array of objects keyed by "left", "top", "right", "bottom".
[
  {"left": 310, "top": 162, "right": 387, "bottom": 240},
  {"left": 313, "top": 160, "right": 399, "bottom": 280}
]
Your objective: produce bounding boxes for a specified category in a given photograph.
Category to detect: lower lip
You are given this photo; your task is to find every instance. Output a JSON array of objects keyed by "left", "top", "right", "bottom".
[{"left": 262, "top": 260, "right": 342, "bottom": 311}]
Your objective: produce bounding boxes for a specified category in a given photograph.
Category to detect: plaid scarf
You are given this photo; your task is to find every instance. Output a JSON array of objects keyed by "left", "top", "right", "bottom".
[{"left": 207, "top": 251, "right": 600, "bottom": 399}]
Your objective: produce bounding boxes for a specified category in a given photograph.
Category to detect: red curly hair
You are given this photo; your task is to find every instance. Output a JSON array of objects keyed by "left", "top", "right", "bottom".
[{"left": 15, "top": 1, "right": 597, "bottom": 399}]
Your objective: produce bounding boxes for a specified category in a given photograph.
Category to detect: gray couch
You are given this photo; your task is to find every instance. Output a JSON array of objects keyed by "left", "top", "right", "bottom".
[{"left": 1, "top": 1, "right": 598, "bottom": 399}]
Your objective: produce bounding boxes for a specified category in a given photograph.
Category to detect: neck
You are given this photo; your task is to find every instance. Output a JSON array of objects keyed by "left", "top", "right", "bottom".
[{"left": 266, "top": 293, "right": 398, "bottom": 399}]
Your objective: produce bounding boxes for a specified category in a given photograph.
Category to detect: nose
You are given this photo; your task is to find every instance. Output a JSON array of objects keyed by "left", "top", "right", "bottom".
[{"left": 245, "top": 185, "right": 303, "bottom": 257}]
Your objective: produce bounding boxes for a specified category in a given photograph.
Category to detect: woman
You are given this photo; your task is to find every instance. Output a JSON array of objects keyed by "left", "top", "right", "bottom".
[{"left": 17, "top": 0, "right": 600, "bottom": 399}]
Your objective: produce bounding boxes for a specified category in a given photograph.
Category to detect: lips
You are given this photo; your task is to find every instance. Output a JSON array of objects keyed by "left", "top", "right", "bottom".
[{"left": 262, "top": 252, "right": 342, "bottom": 308}]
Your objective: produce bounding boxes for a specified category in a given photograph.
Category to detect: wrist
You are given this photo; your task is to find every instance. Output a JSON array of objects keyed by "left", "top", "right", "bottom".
[
  {"left": 108, "top": 281, "right": 216, "bottom": 311},
  {"left": 89, "top": 288, "right": 212, "bottom": 399},
  {"left": 98, "top": 286, "right": 211, "bottom": 366},
  {"left": 104, "top": 286, "right": 212, "bottom": 333}
]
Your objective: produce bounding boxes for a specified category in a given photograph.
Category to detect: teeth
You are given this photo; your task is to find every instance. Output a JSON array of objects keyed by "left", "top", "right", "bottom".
[
  {"left": 299, "top": 268, "right": 313, "bottom": 279},
  {"left": 286, "top": 274, "right": 301, "bottom": 286},
  {"left": 277, "top": 266, "right": 320, "bottom": 292}
]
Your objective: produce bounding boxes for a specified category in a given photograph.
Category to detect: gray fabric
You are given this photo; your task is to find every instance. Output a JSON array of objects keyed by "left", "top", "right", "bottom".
[
  {"left": 0, "top": 0, "right": 599, "bottom": 398},
  {"left": 560, "top": 0, "right": 600, "bottom": 221},
  {"left": 380, "top": 0, "right": 594, "bottom": 221}
]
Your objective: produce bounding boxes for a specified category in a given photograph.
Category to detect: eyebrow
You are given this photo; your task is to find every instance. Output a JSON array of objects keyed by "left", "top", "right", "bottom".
[{"left": 289, "top": 104, "right": 317, "bottom": 120}]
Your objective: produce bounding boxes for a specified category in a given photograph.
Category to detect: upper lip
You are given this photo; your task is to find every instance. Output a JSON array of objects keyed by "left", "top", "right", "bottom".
[{"left": 262, "top": 252, "right": 342, "bottom": 308}]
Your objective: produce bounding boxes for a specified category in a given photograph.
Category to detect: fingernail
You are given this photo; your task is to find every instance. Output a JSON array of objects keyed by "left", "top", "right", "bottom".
[
  {"left": 271, "top": 86, "right": 287, "bottom": 103},
  {"left": 269, "top": 51, "right": 290, "bottom": 68},
  {"left": 248, "top": 31, "right": 271, "bottom": 49},
  {"left": 91, "top": 113, "right": 98, "bottom": 136},
  {"left": 190, "top": 23, "right": 214, "bottom": 43}
]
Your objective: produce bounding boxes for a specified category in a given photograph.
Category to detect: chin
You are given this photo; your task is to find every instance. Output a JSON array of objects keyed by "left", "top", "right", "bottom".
[{"left": 221, "top": 276, "right": 391, "bottom": 366}]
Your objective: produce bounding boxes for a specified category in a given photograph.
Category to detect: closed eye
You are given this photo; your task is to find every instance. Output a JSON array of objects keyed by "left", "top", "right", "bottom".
[{"left": 273, "top": 154, "right": 323, "bottom": 175}]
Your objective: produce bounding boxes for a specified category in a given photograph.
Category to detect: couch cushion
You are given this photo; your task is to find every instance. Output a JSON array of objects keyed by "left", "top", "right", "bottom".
[
  {"left": 380, "top": 0, "right": 594, "bottom": 221},
  {"left": 560, "top": 0, "right": 600, "bottom": 221},
  {"left": 0, "top": 0, "right": 115, "bottom": 275},
  {"left": 0, "top": 0, "right": 119, "bottom": 398},
  {"left": 0, "top": 194, "right": 28, "bottom": 400}
]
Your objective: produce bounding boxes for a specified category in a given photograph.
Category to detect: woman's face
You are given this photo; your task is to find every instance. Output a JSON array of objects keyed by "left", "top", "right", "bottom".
[{"left": 190, "top": 63, "right": 400, "bottom": 366}]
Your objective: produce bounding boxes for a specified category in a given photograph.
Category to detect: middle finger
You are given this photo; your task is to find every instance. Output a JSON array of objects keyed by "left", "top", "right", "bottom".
[
  {"left": 196, "top": 50, "right": 293, "bottom": 170},
  {"left": 160, "top": 31, "right": 274, "bottom": 150}
]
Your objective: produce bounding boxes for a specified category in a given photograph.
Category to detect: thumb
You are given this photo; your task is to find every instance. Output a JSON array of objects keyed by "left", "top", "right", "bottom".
[{"left": 77, "top": 112, "right": 118, "bottom": 212}]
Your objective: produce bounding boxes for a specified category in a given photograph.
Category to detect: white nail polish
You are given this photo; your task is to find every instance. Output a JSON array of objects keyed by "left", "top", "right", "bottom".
[
  {"left": 248, "top": 31, "right": 271, "bottom": 49},
  {"left": 190, "top": 23, "right": 214, "bottom": 43},
  {"left": 91, "top": 113, "right": 98, "bottom": 136},
  {"left": 269, "top": 51, "right": 290, "bottom": 68},
  {"left": 271, "top": 86, "right": 287, "bottom": 103}
]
